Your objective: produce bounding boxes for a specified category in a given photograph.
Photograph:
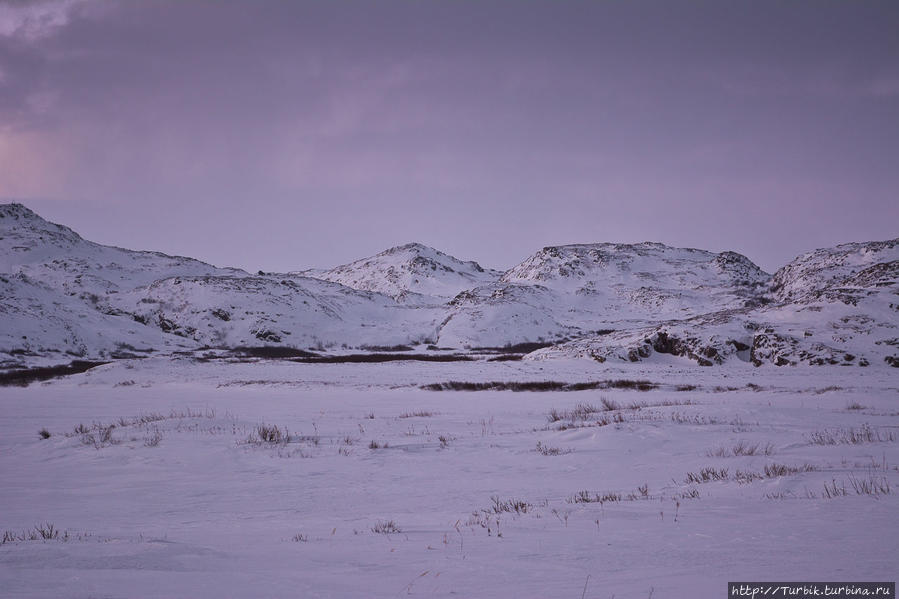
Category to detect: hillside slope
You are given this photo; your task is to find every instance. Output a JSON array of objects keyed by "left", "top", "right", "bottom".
[
  {"left": 303, "top": 242, "right": 502, "bottom": 301},
  {"left": 436, "top": 243, "right": 770, "bottom": 348},
  {"left": 530, "top": 240, "right": 899, "bottom": 367},
  {"left": 1, "top": 203, "right": 895, "bottom": 368},
  {"left": 0, "top": 205, "right": 441, "bottom": 363}
]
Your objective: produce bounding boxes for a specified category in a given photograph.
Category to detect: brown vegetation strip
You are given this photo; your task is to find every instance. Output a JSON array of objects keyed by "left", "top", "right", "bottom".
[
  {"left": 0, "top": 360, "right": 110, "bottom": 387},
  {"left": 421, "top": 379, "right": 660, "bottom": 392}
]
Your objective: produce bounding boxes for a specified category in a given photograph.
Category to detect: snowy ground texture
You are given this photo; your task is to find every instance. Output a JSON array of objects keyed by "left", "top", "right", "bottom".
[{"left": 1, "top": 358, "right": 897, "bottom": 598}]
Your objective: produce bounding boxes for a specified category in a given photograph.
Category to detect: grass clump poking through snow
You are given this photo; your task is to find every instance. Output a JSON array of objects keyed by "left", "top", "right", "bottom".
[
  {"left": 67, "top": 410, "right": 214, "bottom": 449},
  {"left": 246, "top": 423, "right": 289, "bottom": 445},
  {"left": 144, "top": 427, "right": 163, "bottom": 447},
  {"left": 568, "top": 484, "right": 651, "bottom": 504},
  {"left": 600, "top": 397, "right": 621, "bottom": 411},
  {"left": 398, "top": 411, "right": 435, "bottom": 419},
  {"left": 490, "top": 496, "right": 532, "bottom": 514},
  {"left": 256, "top": 424, "right": 287, "bottom": 444},
  {"left": 817, "top": 474, "right": 892, "bottom": 499},
  {"left": 371, "top": 520, "right": 401, "bottom": 534},
  {"left": 822, "top": 479, "right": 849, "bottom": 499},
  {"left": 706, "top": 440, "right": 775, "bottom": 457},
  {"left": 763, "top": 463, "right": 817, "bottom": 478},
  {"left": 38, "top": 428, "right": 50, "bottom": 439},
  {"left": 684, "top": 463, "right": 818, "bottom": 486},
  {"left": 78, "top": 424, "right": 120, "bottom": 449},
  {"left": 535, "top": 441, "right": 572, "bottom": 456},
  {"left": 846, "top": 473, "right": 891, "bottom": 496},
  {"left": 684, "top": 467, "right": 729, "bottom": 484},
  {"left": 568, "top": 491, "right": 622, "bottom": 504},
  {"left": 806, "top": 424, "right": 896, "bottom": 445},
  {"left": 2, "top": 524, "right": 63, "bottom": 544},
  {"left": 34, "top": 523, "right": 58, "bottom": 540},
  {"left": 546, "top": 402, "right": 602, "bottom": 423}
]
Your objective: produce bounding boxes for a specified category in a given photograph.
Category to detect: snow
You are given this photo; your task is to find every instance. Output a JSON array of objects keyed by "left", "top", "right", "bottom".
[
  {"left": 1, "top": 359, "right": 897, "bottom": 597},
  {"left": 300, "top": 242, "right": 502, "bottom": 301},
  {"left": 2, "top": 204, "right": 897, "bottom": 596},
  {"left": 771, "top": 239, "right": 899, "bottom": 303},
  {"left": 2, "top": 203, "right": 897, "bottom": 369},
  {"left": 437, "top": 243, "right": 773, "bottom": 348},
  {"left": 0, "top": 206, "right": 447, "bottom": 358}
]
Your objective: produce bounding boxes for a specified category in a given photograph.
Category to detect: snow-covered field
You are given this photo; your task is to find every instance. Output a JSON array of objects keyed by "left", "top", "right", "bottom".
[{"left": 1, "top": 358, "right": 897, "bottom": 598}]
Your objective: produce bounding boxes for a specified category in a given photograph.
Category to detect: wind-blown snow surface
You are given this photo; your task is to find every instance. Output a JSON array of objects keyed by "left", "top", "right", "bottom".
[{"left": 0, "top": 359, "right": 897, "bottom": 597}]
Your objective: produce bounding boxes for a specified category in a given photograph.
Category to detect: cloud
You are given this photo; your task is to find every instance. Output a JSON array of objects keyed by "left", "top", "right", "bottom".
[
  {"left": 0, "top": 0, "right": 84, "bottom": 41},
  {"left": 0, "top": 1, "right": 897, "bottom": 274}
]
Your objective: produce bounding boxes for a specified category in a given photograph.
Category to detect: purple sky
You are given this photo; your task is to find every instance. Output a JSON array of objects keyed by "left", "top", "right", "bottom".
[{"left": 1, "top": 1, "right": 897, "bottom": 274}]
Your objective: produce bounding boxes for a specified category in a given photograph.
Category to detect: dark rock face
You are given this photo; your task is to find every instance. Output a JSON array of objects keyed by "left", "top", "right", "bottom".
[
  {"left": 253, "top": 329, "right": 281, "bottom": 343},
  {"left": 624, "top": 331, "right": 721, "bottom": 367},
  {"left": 842, "top": 261, "right": 899, "bottom": 289},
  {"left": 644, "top": 331, "right": 720, "bottom": 366}
]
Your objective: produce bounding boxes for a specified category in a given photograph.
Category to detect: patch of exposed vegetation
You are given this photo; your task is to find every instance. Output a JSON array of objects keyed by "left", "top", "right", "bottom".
[
  {"left": 806, "top": 424, "right": 896, "bottom": 445},
  {"left": 0, "top": 361, "right": 110, "bottom": 387},
  {"left": 422, "top": 379, "right": 660, "bottom": 392}
]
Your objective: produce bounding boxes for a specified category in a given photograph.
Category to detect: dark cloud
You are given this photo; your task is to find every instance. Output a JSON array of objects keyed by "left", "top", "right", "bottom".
[{"left": 2, "top": 0, "right": 898, "bottom": 272}]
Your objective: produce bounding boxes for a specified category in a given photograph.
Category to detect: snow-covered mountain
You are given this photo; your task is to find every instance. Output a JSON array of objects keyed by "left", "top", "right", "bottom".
[
  {"left": 301, "top": 242, "right": 502, "bottom": 301},
  {"left": 771, "top": 239, "right": 899, "bottom": 303},
  {"left": 501, "top": 243, "right": 769, "bottom": 293},
  {"left": 1, "top": 203, "right": 896, "bottom": 369},
  {"left": 435, "top": 243, "right": 770, "bottom": 348},
  {"left": 0, "top": 203, "right": 241, "bottom": 293},
  {"left": 112, "top": 273, "right": 441, "bottom": 350},
  {"left": 530, "top": 240, "right": 899, "bottom": 367},
  {"left": 0, "top": 204, "right": 442, "bottom": 363}
]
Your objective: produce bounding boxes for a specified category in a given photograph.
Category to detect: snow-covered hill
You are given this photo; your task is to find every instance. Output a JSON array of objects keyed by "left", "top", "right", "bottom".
[
  {"left": 435, "top": 243, "right": 770, "bottom": 348},
  {"left": 530, "top": 240, "right": 899, "bottom": 367},
  {"left": 0, "top": 203, "right": 241, "bottom": 293},
  {"left": 111, "top": 273, "right": 442, "bottom": 350},
  {"left": 771, "top": 239, "right": 899, "bottom": 303},
  {"left": 1, "top": 203, "right": 895, "bottom": 368},
  {"left": 502, "top": 243, "right": 769, "bottom": 292},
  {"left": 302, "top": 242, "right": 502, "bottom": 301},
  {"left": 0, "top": 205, "right": 442, "bottom": 363}
]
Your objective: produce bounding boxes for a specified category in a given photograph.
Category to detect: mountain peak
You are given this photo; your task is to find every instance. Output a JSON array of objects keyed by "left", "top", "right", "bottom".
[
  {"left": 0, "top": 202, "right": 36, "bottom": 218},
  {"left": 307, "top": 243, "right": 501, "bottom": 299},
  {"left": 501, "top": 242, "right": 769, "bottom": 290},
  {"left": 0, "top": 203, "right": 61, "bottom": 228},
  {"left": 386, "top": 242, "right": 432, "bottom": 253},
  {"left": 377, "top": 242, "right": 445, "bottom": 261},
  {"left": 0, "top": 202, "right": 84, "bottom": 242}
]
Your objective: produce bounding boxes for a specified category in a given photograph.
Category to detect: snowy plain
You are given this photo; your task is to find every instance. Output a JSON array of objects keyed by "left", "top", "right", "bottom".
[{"left": 1, "top": 357, "right": 897, "bottom": 598}]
